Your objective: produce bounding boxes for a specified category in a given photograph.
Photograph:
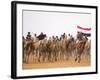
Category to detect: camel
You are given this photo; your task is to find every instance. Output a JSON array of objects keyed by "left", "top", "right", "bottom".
[
  {"left": 23, "top": 39, "right": 35, "bottom": 63},
  {"left": 23, "top": 32, "right": 91, "bottom": 64},
  {"left": 75, "top": 36, "right": 88, "bottom": 63}
]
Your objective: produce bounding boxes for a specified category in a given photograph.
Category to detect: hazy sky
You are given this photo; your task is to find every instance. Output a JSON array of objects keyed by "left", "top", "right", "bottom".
[{"left": 23, "top": 10, "right": 91, "bottom": 38}]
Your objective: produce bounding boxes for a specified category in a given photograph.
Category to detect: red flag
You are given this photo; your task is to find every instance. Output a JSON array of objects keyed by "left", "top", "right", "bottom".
[{"left": 77, "top": 25, "right": 91, "bottom": 31}]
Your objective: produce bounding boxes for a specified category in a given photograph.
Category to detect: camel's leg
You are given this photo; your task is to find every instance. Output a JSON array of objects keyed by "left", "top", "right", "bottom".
[
  {"left": 27, "top": 55, "right": 29, "bottom": 63},
  {"left": 23, "top": 51, "right": 26, "bottom": 63},
  {"left": 51, "top": 52, "right": 54, "bottom": 62},
  {"left": 24, "top": 50, "right": 27, "bottom": 63},
  {"left": 23, "top": 51, "right": 24, "bottom": 63},
  {"left": 32, "top": 50, "right": 36, "bottom": 63},
  {"left": 55, "top": 52, "right": 57, "bottom": 61},
  {"left": 48, "top": 52, "right": 52, "bottom": 62},
  {"left": 61, "top": 51, "right": 64, "bottom": 61},
  {"left": 26, "top": 53, "right": 29, "bottom": 64},
  {"left": 78, "top": 55, "right": 81, "bottom": 63},
  {"left": 58, "top": 51, "right": 60, "bottom": 61},
  {"left": 46, "top": 52, "right": 49, "bottom": 62},
  {"left": 42, "top": 52, "right": 45, "bottom": 62},
  {"left": 26, "top": 50, "right": 31, "bottom": 63},
  {"left": 38, "top": 50, "right": 41, "bottom": 62},
  {"left": 75, "top": 53, "right": 78, "bottom": 62},
  {"left": 24, "top": 53, "right": 26, "bottom": 63},
  {"left": 54, "top": 51, "right": 57, "bottom": 61},
  {"left": 24, "top": 51, "right": 28, "bottom": 63},
  {"left": 75, "top": 57, "right": 77, "bottom": 62},
  {"left": 74, "top": 49, "right": 78, "bottom": 62}
]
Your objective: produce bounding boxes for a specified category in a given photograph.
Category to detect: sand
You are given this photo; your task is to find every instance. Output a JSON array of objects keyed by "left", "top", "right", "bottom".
[{"left": 22, "top": 56, "right": 90, "bottom": 69}]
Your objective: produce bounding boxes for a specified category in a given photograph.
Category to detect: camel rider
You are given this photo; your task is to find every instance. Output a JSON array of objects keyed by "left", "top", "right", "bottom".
[
  {"left": 77, "top": 31, "right": 83, "bottom": 41},
  {"left": 26, "top": 32, "right": 32, "bottom": 41}
]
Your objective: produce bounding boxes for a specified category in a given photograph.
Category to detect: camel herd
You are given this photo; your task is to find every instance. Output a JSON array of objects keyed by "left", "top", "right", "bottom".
[{"left": 23, "top": 32, "right": 91, "bottom": 64}]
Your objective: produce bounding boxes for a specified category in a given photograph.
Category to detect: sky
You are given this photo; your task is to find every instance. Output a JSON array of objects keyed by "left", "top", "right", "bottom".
[{"left": 23, "top": 10, "right": 91, "bottom": 39}]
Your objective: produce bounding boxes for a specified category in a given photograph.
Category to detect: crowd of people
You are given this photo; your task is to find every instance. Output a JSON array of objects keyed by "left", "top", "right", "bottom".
[{"left": 23, "top": 32, "right": 91, "bottom": 63}]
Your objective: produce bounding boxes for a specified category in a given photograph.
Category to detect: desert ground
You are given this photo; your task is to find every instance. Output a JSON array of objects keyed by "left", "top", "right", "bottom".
[{"left": 22, "top": 54, "right": 90, "bottom": 69}]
